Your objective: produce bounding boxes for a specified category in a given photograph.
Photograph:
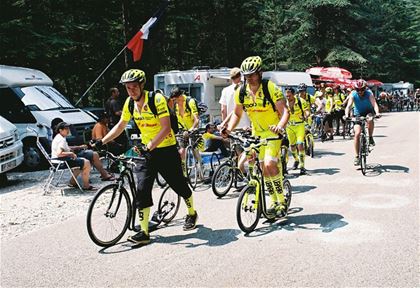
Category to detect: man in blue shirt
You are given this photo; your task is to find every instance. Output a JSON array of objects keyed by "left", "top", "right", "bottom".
[{"left": 344, "top": 79, "right": 381, "bottom": 166}]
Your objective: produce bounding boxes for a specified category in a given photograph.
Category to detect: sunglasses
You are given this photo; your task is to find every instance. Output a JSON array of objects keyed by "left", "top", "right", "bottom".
[{"left": 356, "top": 88, "right": 366, "bottom": 92}]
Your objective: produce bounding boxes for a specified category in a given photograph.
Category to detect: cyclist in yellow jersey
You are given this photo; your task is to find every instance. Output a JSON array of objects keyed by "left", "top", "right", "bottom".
[
  {"left": 169, "top": 86, "right": 200, "bottom": 175},
  {"left": 297, "top": 83, "right": 316, "bottom": 112},
  {"left": 332, "top": 85, "right": 347, "bottom": 136},
  {"left": 323, "top": 87, "right": 335, "bottom": 140},
  {"left": 95, "top": 69, "right": 198, "bottom": 245},
  {"left": 223, "top": 56, "right": 290, "bottom": 216},
  {"left": 285, "top": 88, "right": 310, "bottom": 175}
]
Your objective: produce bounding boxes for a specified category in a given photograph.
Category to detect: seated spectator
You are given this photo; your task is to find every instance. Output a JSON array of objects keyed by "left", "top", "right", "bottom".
[
  {"left": 51, "top": 122, "right": 96, "bottom": 190},
  {"left": 202, "top": 124, "right": 229, "bottom": 157},
  {"left": 92, "top": 113, "right": 124, "bottom": 155},
  {"left": 52, "top": 121, "right": 115, "bottom": 182}
]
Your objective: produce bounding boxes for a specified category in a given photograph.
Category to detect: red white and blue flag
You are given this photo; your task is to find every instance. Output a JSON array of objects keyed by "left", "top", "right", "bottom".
[{"left": 126, "top": 1, "right": 169, "bottom": 62}]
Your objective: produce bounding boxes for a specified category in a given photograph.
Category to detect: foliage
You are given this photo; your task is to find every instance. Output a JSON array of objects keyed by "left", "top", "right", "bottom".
[{"left": 0, "top": 0, "right": 418, "bottom": 107}]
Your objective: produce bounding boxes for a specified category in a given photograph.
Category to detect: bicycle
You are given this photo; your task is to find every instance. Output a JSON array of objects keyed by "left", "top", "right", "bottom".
[
  {"left": 86, "top": 151, "right": 180, "bottom": 247},
  {"left": 211, "top": 130, "right": 249, "bottom": 198},
  {"left": 180, "top": 129, "right": 219, "bottom": 189},
  {"left": 346, "top": 115, "right": 379, "bottom": 175},
  {"left": 304, "top": 124, "right": 315, "bottom": 158},
  {"left": 229, "top": 133, "right": 292, "bottom": 233}
]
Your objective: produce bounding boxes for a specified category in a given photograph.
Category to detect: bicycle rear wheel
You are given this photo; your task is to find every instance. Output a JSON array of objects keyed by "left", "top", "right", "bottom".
[
  {"left": 158, "top": 186, "right": 181, "bottom": 224},
  {"left": 186, "top": 146, "right": 198, "bottom": 189},
  {"left": 359, "top": 134, "right": 367, "bottom": 175},
  {"left": 211, "top": 162, "right": 234, "bottom": 198},
  {"left": 86, "top": 184, "right": 131, "bottom": 247},
  {"left": 236, "top": 185, "right": 261, "bottom": 233}
]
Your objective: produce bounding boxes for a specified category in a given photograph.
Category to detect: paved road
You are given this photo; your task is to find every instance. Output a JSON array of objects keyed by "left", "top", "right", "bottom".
[{"left": 1, "top": 112, "right": 419, "bottom": 287}]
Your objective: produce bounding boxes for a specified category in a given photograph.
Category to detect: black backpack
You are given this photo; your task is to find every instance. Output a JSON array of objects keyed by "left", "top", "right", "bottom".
[
  {"left": 128, "top": 91, "right": 179, "bottom": 134},
  {"left": 239, "top": 78, "right": 276, "bottom": 112}
]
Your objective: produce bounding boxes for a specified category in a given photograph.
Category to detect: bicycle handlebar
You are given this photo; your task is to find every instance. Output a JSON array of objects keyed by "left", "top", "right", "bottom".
[
  {"left": 346, "top": 115, "right": 380, "bottom": 122},
  {"left": 228, "top": 132, "right": 283, "bottom": 151}
]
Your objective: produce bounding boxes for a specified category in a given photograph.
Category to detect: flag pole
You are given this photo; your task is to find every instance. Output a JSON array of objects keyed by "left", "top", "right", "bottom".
[
  {"left": 75, "top": 0, "right": 170, "bottom": 107},
  {"left": 75, "top": 45, "right": 127, "bottom": 107}
]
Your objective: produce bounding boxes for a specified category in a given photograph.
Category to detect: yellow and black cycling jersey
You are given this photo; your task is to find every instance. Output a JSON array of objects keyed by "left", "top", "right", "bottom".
[
  {"left": 300, "top": 93, "right": 316, "bottom": 107},
  {"left": 234, "top": 80, "right": 284, "bottom": 138},
  {"left": 174, "top": 95, "right": 198, "bottom": 130},
  {"left": 121, "top": 91, "right": 176, "bottom": 148},
  {"left": 325, "top": 96, "right": 334, "bottom": 113},
  {"left": 333, "top": 93, "right": 346, "bottom": 110},
  {"left": 287, "top": 96, "right": 309, "bottom": 123}
]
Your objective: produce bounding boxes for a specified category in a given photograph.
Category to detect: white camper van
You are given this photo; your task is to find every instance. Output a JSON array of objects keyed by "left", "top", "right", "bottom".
[
  {"left": 154, "top": 68, "right": 314, "bottom": 121},
  {"left": 0, "top": 65, "right": 96, "bottom": 169},
  {"left": 0, "top": 116, "right": 24, "bottom": 184}
]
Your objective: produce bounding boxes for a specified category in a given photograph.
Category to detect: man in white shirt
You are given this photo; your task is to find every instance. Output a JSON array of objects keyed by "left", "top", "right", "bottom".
[
  {"left": 219, "top": 67, "right": 250, "bottom": 129},
  {"left": 51, "top": 122, "right": 95, "bottom": 190},
  {"left": 218, "top": 67, "right": 250, "bottom": 176}
]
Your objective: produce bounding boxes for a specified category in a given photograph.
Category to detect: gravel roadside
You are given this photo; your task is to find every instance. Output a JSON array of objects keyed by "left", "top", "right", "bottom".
[{"left": 0, "top": 170, "right": 109, "bottom": 239}]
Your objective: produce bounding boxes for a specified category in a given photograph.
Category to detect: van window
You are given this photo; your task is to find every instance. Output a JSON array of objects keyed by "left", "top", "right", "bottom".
[
  {"left": 0, "top": 88, "right": 37, "bottom": 123},
  {"left": 169, "top": 84, "right": 203, "bottom": 101},
  {"left": 17, "top": 86, "right": 74, "bottom": 111}
]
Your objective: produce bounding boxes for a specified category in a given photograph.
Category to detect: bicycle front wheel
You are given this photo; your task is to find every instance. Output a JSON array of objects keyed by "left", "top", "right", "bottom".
[
  {"left": 236, "top": 185, "right": 261, "bottom": 233},
  {"left": 359, "top": 134, "right": 367, "bottom": 175},
  {"left": 158, "top": 186, "right": 181, "bottom": 224},
  {"left": 283, "top": 179, "right": 292, "bottom": 211},
  {"left": 86, "top": 184, "right": 131, "bottom": 247},
  {"left": 306, "top": 134, "right": 315, "bottom": 158},
  {"left": 211, "top": 162, "right": 234, "bottom": 198}
]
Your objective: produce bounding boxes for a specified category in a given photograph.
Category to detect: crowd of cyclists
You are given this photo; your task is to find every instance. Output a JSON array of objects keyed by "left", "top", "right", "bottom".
[{"left": 88, "top": 55, "right": 410, "bottom": 246}]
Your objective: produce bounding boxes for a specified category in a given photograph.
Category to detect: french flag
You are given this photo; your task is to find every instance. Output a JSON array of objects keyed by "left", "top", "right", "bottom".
[{"left": 126, "top": 1, "right": 169, "bottom": 62}]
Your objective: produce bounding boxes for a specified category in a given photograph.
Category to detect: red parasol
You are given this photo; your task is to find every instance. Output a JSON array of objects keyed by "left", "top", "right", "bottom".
[
  {"left": 320, "top": 67, "right": 353, "bottom": 79},
  {"left": 305, "top": 67, "right": 325, "bottom": 76},
  {"left": 367, "top": 79, "right": 383, "bottom": 87}
]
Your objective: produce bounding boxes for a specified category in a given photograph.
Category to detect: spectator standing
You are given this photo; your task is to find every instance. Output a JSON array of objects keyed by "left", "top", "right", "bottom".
[{"left": 219, "top": 67, "right": 250, "bottom": 129}]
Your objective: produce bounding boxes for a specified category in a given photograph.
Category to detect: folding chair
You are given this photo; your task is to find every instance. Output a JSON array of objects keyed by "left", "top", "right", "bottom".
[{"left": 36, "top": 138, "right": 84, "bottom": 195}]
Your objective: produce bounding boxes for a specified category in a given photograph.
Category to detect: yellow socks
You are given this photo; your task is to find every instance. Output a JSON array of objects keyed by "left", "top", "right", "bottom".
[
  {"left": 184, "top": 195, "right": 195, "bottom": 215},
  {"left": 264, "top": 176, "right": 278, "bottom": 204},
  {"left": 271, "top": 174, "right": 285, "bottom": 204},
  {"left": 298, "top": 150, "right": 305, "bottom": 168},
  {"left": 291, "top": 149, "right": 299, "bottom": 161},
  {"left": 138, "top": 207, "right": 150, "bottom": 235}
]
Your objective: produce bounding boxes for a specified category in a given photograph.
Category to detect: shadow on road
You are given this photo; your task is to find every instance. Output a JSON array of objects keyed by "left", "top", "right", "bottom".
[
  {"left": 153, "top": 225, "right": 241, "bottom": 248},
  {"left": 194, "top": 184, "right": 211, "bottom": 192},
  {"left": 373, "top": 135, "right": 387, "bottom": 138},
  {"left": 292, "top": 185, "right": 317, "bottom": 194},
  {"left": 246, "top": 211, "right": 348, "bottom": 238},
  {"left": 309, "top": 168, "right": 340, "bottom": 175},
  {"left": 364, "top": 163, "right": 410, "bottom": 177},
  {"left": 314, "top": 150, "right": 345, "bottom": 159}
]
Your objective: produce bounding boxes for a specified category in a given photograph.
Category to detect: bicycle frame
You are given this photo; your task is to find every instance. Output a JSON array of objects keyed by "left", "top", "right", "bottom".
[
  {"left": 104, "top": 154, "right": 143, "bottom": 233},
  {"left": 240, "top": 137, "right": 283, "bottom": 219}
]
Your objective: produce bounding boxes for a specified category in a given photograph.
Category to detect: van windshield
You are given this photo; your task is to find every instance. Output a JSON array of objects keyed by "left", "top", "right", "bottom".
[{"left": 19, "top": 86, "right": 74, "bottom": 111}]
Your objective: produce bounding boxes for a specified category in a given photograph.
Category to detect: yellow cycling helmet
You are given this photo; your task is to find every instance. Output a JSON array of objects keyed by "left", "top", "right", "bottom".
[
  {"left": 240, "top": 56, "right": 262, "bottom": 75},
  {"left": 315, "top": 91, "right": 323, "bottom": 98},
  {"left": 120, "top": 69, "right": 146, "bottom": 84},
  {"left": 325, "top": 87, "right": 333, "bottom": 94}
]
